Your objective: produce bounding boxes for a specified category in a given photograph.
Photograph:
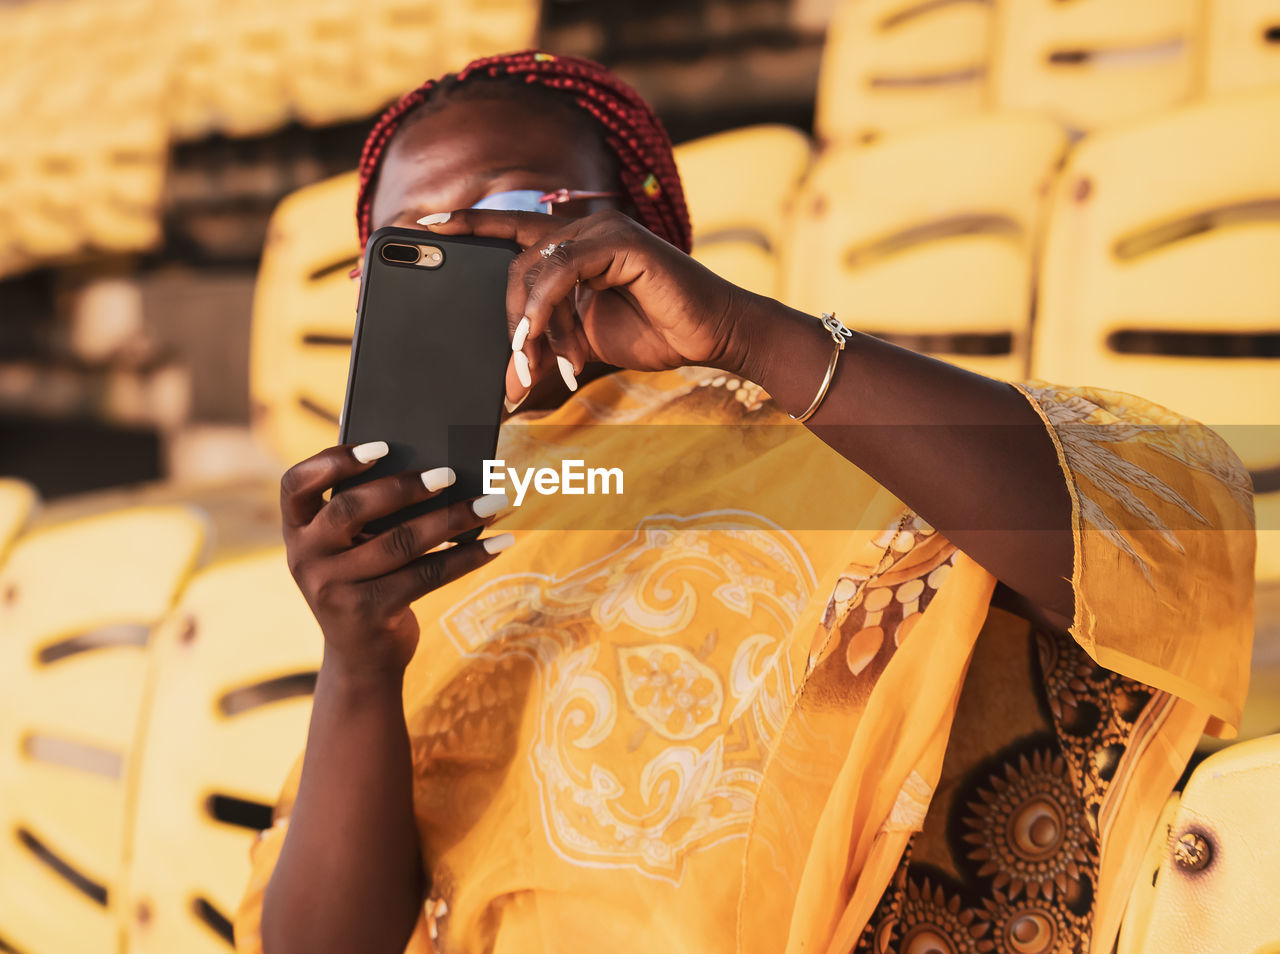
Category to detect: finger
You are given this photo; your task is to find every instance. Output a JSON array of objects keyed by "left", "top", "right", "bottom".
[
  {"left": 369, "top": 531, "right": 516, "bottom": 608},
  {"left": 280, "top": 441, "right": 391, "bottom": 529},
  {"left": 506, "top": 226, "right": 586, "bottom": 346},
  {"left": 419, "top": 208, "right": 564, "bottom": 252},
  {"left": 314, "top": 465, "right": 457, "bottom": 548},
  {"left": 506, "top": 333, "right": 551, "bottom": 399},
  {"left": 338, "top": 492, "right": 508, "bottom": 580},
  {"left": 543, "top": 297, "right": 584, "bottom": 392},
  {"left": 524, "top": 238, "right": 623, "bottom": 334}
]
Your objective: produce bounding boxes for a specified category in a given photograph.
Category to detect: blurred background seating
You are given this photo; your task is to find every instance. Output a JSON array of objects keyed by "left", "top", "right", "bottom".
[
  {"left": 674, "top": 124, "right": 814, "bottom": 298},
  {"left": 783, "top": 113, "right": 1066, "bottom": 380},
  {"left": 120, "top": 548, "right": 322, "bottom": 954},
  {"left": 0, "top": 507, "right": 206, "bottom": 953},
  {"left": 1, "top": 0, "right": 1278, "bottom": 951}
]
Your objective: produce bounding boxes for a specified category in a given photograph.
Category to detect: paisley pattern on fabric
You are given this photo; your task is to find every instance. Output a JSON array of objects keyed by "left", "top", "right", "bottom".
[{"left": 437, "top": 513, "right": 816, "bottom": 882}]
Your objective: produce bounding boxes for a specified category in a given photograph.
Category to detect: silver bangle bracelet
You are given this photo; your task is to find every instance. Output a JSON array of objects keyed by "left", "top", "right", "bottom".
[{"left": 789, "top": 312, "right": 852, "bottom": 424}]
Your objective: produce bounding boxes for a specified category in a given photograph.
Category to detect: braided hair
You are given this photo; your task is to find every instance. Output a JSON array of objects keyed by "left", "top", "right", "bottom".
[{"left": 356, "top": 50, "right": 692, "bottom": 254}]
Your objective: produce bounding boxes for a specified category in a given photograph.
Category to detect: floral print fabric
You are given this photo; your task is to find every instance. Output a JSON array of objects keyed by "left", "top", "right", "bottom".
[{"left": 235, "top": 369, "right": 1252, "bottom": 954}]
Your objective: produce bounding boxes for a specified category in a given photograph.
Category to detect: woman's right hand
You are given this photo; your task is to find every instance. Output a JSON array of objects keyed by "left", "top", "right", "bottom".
[{"left": 280, "top": 440, "right": 512, "bottom": 680}]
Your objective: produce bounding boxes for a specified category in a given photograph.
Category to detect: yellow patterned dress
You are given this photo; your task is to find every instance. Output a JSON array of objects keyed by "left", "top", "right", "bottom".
[{"left": 234, "top": 367, "right": 1254, "bottom": 954}]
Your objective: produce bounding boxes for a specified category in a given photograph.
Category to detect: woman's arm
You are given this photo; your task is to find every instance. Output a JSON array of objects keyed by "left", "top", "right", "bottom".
[
  {"left": 728, "top": 296, "right": 1074, "bottom": 629},
  {"left": 263, "top": 662, "right": 423, "bottom": 954},
  {"left": 261, "top": 443, "right": 510, "bottom": 954},
  {"left": 419, "top": 209, "right": 1074, "bottom": 628}
]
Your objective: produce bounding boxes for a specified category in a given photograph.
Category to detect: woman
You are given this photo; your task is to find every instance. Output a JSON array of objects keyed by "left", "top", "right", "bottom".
[{"left": 236, "top": 52, "right": 1254, "bottom": 954}]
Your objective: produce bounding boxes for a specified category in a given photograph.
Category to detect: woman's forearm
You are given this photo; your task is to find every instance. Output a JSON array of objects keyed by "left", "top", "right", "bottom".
[
  {"left": 731, "top": 294, "right": 1074, "bottom": 628},
  {"left": 262, "top": 658, "right": 424, "bottom": 954}
]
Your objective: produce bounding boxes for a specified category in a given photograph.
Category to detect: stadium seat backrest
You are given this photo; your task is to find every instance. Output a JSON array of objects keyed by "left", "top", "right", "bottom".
[
  {"left": 783, "top": 113, "right": 1068, "bottom": 380},
  {"left": 120, "top": 548, "right": 322, "bottom": 954},
  {"left": 250, "top": 170, "right": 361, "bottom": 467},
  {"left": 0, "top": 507, "right": 205, "bottom": 954},
  {"left": 816, "top": 0, "right": 993, "bottom": 144},
  {"left": 360, "top": 0, "right": 450, "bottom": 107},
  {"left": 0, "top": 478, "right": 37, "bottom": 563},
  {"left": 1031, "top": 90, "right": 1280, "bottom": 580},
  {"left": 203, "top": 0, "right": 291, "bottom": 139},
  {"left": 439, "top": 0, "right": 541, "bottom": 72},
  {"left": 283, "top": 0, "right": 388, "bottom": 126},
  {"left": 1116, "top": 735, "right": 1280, "bottom": 953},
  {"left": 1204, "top": 0, "right": 1280, "bottom": 97},
  {"left": 674, "top": 125, "right": 812, "bottom": 298},
  {"left": 991, "top": 0, "right": 1200, "bottom": 133}
]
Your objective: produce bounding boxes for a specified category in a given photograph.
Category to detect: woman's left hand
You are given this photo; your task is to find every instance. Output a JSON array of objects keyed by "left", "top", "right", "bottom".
[{"left": 418, "top": 209, "right": 750, "bottom": 399}]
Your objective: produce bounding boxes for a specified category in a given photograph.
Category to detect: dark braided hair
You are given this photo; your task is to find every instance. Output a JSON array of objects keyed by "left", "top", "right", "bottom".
[{"left": 356, "top": 50, "right": 692, "bottom": 254}]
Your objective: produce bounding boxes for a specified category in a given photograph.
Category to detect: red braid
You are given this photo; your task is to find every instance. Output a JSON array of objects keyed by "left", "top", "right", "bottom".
[{"left": 356, "top": 50, "right": 692, "bottom": 254}]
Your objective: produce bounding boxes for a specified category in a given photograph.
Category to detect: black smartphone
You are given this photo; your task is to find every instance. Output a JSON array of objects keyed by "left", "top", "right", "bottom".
[{"left": 337, "top": 225, "right": 520, "bottom": 540}]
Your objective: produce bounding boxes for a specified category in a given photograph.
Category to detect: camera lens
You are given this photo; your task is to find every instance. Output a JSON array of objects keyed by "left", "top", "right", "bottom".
[{"left": 381, "top": 243, "right": 419, "bottom": 263}]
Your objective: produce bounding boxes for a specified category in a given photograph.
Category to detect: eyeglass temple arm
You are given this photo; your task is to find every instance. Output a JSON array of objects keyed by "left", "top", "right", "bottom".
[{"left": 539, "top": 188, "right": 625, "bottom": 204}]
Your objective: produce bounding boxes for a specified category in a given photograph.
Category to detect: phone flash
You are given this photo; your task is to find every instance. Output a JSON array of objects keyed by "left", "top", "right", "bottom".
[{"left": 380, "top": 242, "right": 445, "bottom": 268}]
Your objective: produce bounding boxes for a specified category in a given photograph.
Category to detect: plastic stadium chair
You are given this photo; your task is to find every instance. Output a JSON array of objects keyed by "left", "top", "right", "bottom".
[
  {"left": 0, "top": 507, "right": 206, "bottom": 954},
  {"left": 360, "top": 0, "right": 450, "bottom": 107},
  {"left": 120, "top": 548, "right": 322, "bottom": 954},
  {"left": 0, "top": 478, "right": 37, "bottom": 562},
  {"left": 815, "top": 0, "right": 993, "bottom": 144},
  {"left": 284, "top": 0, "right": 389, "bottom": 127},
  {"left": 674, "top": 125, "right": 812, "bottom": 298},
  {"left": 991, "top": 0, "right": 1200, "bottom": 133},
  {"left": 1030, "top": 89, "right": 1280, "bottom": 583},
  {"left": 249, "top": 170, "right": 361, "bottom": 467},
  {"left": 783, "top": 114, "right": 1067, "bottom": 380},
  {"left": 205, "top": 0, "right": 291, "bottom": 138},
  {"left": 79, "top": 0, "right": 171, "bottom": 253},
  {"left": 438, "top": 0, "right": 541, "bottom": 72},
  {"left": 1115, "top": 735, "right": 1280, "bottom": 954},
  {"left": 1204, "top": 0, "right": 1280, "bottom": 97},
  {"left": 169, "top": 0, "right": 222, "bottom": 140}
]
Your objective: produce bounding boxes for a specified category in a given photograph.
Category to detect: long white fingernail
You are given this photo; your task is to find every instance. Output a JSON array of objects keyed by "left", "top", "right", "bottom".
[
  {"left": 503, "top": 393, "right": 528, "bottom": 414},
  {"left": 421, "top": 467, "right": 456, "bottom": 492},
  {"left": 556, "top": 355, "right": 578, "bottom": 392},
  {"left": 417, "top": 212, "right": 450, "bottom": 226},
  {"left": 513, "top": 351, "right": 532, "bottom": 388},
  {"left": 472, "top": 492, "right": 509, "bottom": 518},
  {"left": 353, "top": 440, "right": 389, "bottom": 463},
  {"left": 482, "top": 532, "right": 515, "bottom": 555},
  {"left": 512, "top": 316, "right": 530, "bottom": 352}
]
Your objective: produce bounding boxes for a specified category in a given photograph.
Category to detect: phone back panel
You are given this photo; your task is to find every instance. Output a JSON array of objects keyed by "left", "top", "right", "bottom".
[{"left": 338, "top": 226, "right": 518, "bottom": 536}]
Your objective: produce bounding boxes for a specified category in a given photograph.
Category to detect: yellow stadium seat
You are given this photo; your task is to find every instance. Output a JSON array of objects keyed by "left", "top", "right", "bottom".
[
  {"left": 250, "top": 170, "right": 361, "bottom": 467},
  {"left": 206, "top": 0, "right": 291, "bottom": 138},
  {"left": 360, "top": 0, "right": 450, "bottom": 107},
  {"left": 783, "top": 113, "right": 1067, "bottom": 380},
  {"left": 815, "top": 0, "right": 993, "bottom": 144},
  {"left": 439, "top": 0, "right": 540, "bottom": 72},
  {"left": 169, "top": 0, "right": 222, "bottom": 140},
  {"left": 0, "top": 478, "right": 37, "bottom": 562},
  {"left": 1115, "top": 735, "right": 1280, "bottom": 954},
  {"left": 80, "top": 0, "right": 171, "bottom": 253},
  {"left": 0, "top": 507, "right": 206, "bottom": 954},
  {"left": 991, "top": 0, "right": 1200, "bottom": 133},
  {"left": 1030, "top": 89, "right": 1280, "bottom": 582},
  {"left": 675, "top": 125, "right": 812, "bottom": 298},
  {"left": 284, "top": 0, "right": 387, "bottom": 127},
  {"left": 119, "top": 547, "right": 322, "bottom": 954},
  {"left": 1204, "top": 0, "right": 1280, "bottom": 97}
]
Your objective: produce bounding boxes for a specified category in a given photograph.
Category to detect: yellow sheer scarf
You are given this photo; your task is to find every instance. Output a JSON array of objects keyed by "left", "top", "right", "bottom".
[{"left": 235, "top": 369, "right": 1253, "bottom": 954}]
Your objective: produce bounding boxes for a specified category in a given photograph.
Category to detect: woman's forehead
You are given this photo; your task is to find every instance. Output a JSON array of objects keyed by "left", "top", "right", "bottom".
[{"left": 369, "top": 97, "right": 613, "bottom": 228}]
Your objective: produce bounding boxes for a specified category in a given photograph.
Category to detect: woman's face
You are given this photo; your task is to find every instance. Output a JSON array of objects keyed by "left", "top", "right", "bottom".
[{"left": 368, "top": 95, "right": 619, "bottom": 232}]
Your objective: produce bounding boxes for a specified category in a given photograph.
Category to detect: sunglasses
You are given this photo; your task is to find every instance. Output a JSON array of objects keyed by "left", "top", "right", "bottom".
[
  {"left": 352, "top": 187, "right": 623, "bottom": 279},
  {"left": 469, "top": 187, "right": 622, "bottom": 214}
]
